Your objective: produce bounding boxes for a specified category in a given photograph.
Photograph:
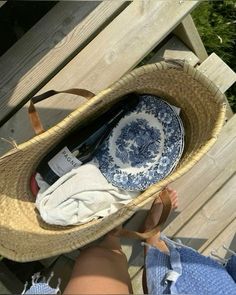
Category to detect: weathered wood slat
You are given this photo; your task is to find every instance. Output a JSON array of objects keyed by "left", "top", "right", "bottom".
[
  {"left": 0, "top": 263, "right": 23, "bottom": 294},
  {"left": 45, "top": 255, "right": 74, "bottom": 292},
  {"left": 0, "top": 283, "right": 10, "bottom": 295},
  {"left": 38, "top": 0, "right": 198, "bottom": 95},
  {"left": 163, "top": 117, "right": 236, "bottom": 250},
  {"left": 164, "top": 115, "right": 236, "bottom": 217},
  {"left": 202, "top": 218, "right": 236, "bottom": 258},
  {"left": 165, "top": 154, "right": 236, "bottom": 236},
  {"left": 173, "top": 14, "right": 208, "bottom": 62},
  {"left": 148, "top": 36, "right": 199, "bottom": 66},
  {"left": 131, "top": 268, "right": 144, "bottom": 294},
  {"left": 0, "top": 1, "right": 128, "bottom": 125},
  {"left": 0, "top": 0, "right": 199, "bottom": 156},
  {"left": 121, "top": 207, "right": 150, "bottom": 261},
  {"left": 198, "top": 53, "right": 235, "bottom": 120},
  {"left": 198, "top": 53, "right": 236, "bottom": 93},
  {"left": 198, "top": 54, "right": 236, "bottom": 94},
  {"left": 0, "top": 1, "right": 6, "bottom": 9},
  {"left": 199, "top": 216, "right": 236, "bottom": 254},
  {"left": 172, "top": 172, "right": 236, "bottom": 250}
]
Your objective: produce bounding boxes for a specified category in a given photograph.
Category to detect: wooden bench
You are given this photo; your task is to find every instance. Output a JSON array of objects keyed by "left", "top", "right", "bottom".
[
  {"left": 0, "top": 1, "right": 236, "bottom": 293},
  {"left": 0, "top": 0, "right": 200, "bottom": 155}
]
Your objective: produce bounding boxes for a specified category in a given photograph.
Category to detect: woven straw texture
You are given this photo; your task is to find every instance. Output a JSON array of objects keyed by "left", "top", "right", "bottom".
[{"left": 0, "top": 61, "right": 226, "bottom": 261}]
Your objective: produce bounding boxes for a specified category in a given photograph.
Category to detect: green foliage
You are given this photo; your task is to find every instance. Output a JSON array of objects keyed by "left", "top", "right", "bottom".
[{"left": 192, "top": 1, "right": 236, "bottom": 112}]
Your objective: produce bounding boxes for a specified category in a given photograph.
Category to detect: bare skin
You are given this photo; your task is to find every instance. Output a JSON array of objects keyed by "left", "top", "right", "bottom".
[
  {"left": 64, "top": 187, "right": 178, "bottom": 294},
  {"left": 63, "top": 234, "right": 133, "bottom": 294}
]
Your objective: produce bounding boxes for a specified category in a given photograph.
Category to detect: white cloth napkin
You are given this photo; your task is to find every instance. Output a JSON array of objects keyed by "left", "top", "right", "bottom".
[{"left": 35, "top": 162, "right": 138, "bottom": 226}]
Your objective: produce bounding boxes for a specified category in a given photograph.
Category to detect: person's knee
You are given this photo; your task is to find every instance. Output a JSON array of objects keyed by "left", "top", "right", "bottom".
[{"left": 79, "top": 245, "right": 127, "bottom": 264}]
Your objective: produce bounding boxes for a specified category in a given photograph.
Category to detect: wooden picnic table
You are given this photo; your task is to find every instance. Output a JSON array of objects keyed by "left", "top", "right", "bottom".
[{"left": 0, "top": 1, "right": 235, "bottom": 293}]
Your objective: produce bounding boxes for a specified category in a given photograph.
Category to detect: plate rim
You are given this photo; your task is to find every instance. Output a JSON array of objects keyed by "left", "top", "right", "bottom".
[{"left": 96, "top": 95, "right": 185, "bottom": 191}]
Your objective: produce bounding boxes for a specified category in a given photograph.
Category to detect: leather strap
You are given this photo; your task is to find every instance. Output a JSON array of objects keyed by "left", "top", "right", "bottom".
[
  {"left": 113, "top": 189, "right": 172, "bottom": 240},
  {"left": 28, "top": 89, "right": 95, "bottom": 135}
]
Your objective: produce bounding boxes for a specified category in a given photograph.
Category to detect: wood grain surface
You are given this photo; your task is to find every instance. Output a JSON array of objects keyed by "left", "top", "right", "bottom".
[
  {"left": 0, "top": 0, "right": 199, "bottom": 156},
  {"left": 173, "top": 14, "right": 208, "bottom": 62},
  {"left": 0, "top": 1, "right": 128, "bottom": 125}
]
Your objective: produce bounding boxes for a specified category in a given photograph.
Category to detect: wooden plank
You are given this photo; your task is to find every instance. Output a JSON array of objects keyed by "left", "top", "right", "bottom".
[
  {"left": 198, "top": 53, "right": 235, "bottom": 119},
  {"left": 40, "top": 255, "right": 59, "bottom": 268},
  {"left": 163, "top": 116, "right": 236, "bottom": 249},
  {"left": 198, "top": 53, "right": 236, "bottom": 93},
  {"left": 45, "top": 255, "right": 74, "bottom": 292},
  {"left": 165, "top": 153, "right": 236, "bottom": 237},
  {"left": 173, "top": 14, "right": 208, "bottom": 62},
  {"left": 164, "top": 115, "right": 236, "bottom": 217},
  {"left": 0, "top": 1, "right": 128, "bottom": 125},
  {"left": 121, "top": 206, "right": 150, "bottom": 263},
  {"left": 38, "top": 0, "right": 199, "bottom": 95},
  {"left": 0, "top": 263, "right": 24, "bottom": 294},
  {"left": 121, "top": 204, "right": 149, "bottom": 293},
  {"left": 0, "top": 0, "right": 199, "bottom": 156},
  {"left": 63, "top": 249, "right": 80, "bottom": 261},
  {"left": 148, "top": 36, "right": 199, "bottom": 66},
  {"left": 129, "top": 254, "right": 144, "bottom": 280},
  {"left": 202, "top": 218, "right": 236, "bottom": 258},
  {"left": 131, "top": 268, "right": 144, "bottom": 294},
  {"left": 0, "top": 282, "right": 10, "bottom": 295},
  {"left": 198, "top": 215, "right": 236, "bottom": 254},
  {"left": 172, "top": 172, "right": 236, "bottom": 250},
  {"left": 0, "top": 1, "right": 6, "bottom": 9}
]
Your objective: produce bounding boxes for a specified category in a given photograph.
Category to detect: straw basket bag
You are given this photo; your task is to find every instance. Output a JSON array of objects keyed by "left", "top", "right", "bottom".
[{"left": 0, "top": 61, "right": 226, "bottom": 262}]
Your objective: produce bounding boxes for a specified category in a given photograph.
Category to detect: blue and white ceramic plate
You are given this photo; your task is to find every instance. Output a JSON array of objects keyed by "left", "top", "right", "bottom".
[{"left": 95, "top": 95, "right": 184, "bottom": 191}]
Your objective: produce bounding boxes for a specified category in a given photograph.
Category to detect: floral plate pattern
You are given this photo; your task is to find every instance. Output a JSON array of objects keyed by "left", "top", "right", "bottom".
[{"left": 95, "top": 95, "right": 184, "bottom": 191}]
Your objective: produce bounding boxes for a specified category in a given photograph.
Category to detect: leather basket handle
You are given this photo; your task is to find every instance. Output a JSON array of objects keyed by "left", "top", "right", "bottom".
[
  {"left": 28, "top": 89, "right": 95, "bottom": 135},
  {"left": 113, "top": 189, "right": 172, "bottom": 240}
]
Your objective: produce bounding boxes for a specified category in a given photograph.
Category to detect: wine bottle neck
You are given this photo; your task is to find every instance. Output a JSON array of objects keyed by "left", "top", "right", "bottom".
[{"left": 106, "top": 109, "right": 124, "bottom": 126}]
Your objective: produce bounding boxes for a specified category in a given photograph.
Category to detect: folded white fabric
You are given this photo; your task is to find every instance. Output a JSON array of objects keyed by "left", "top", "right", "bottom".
[{"left": 35, "top": 162, "right": 139, "bottom": 226}]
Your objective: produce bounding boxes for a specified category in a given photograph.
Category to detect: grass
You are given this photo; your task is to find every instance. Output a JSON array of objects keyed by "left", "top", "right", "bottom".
[{"left": 192, "top": 0, "right": 236, "bottom": 112}]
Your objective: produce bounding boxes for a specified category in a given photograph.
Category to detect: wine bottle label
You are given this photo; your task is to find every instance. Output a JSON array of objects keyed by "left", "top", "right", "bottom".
[{"left": 48, "top": 147, "right": 82, "bottom": 177}]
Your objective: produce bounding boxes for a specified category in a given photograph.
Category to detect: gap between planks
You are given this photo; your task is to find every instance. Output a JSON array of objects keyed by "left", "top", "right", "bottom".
[
  {"left": 0, "top": 0, "right": 199, "bottom": 156},
  {"left": 0, "top": 1, "right": 129, "bottom": 126},
  {"left": 148, "top": 35, "right": 199, "bottom": 66},
  {"left": 126, "top": 115, "right": 236, "bottom": 281}
]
